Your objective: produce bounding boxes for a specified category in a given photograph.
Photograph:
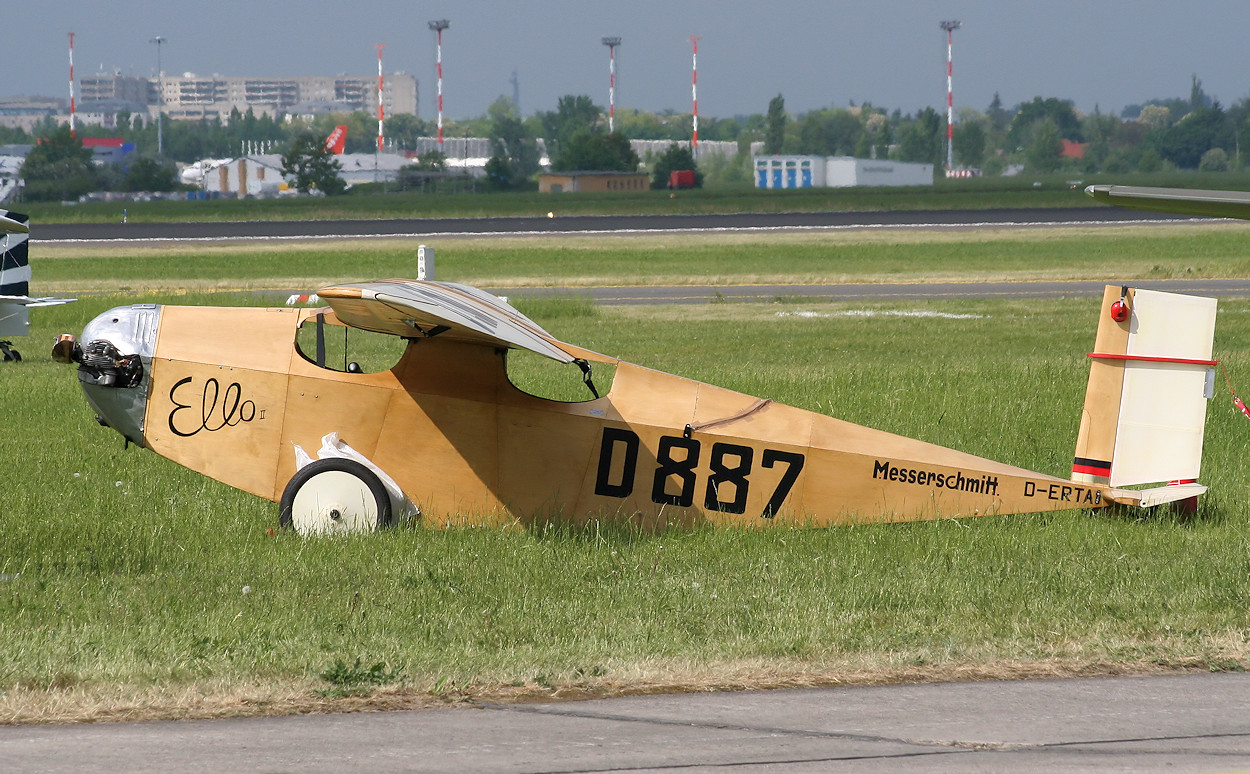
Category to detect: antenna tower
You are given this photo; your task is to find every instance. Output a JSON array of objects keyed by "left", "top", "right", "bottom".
[
  {"left": 376, "top": 43, "right": 385, "bottom": 152},
  {"left": 689, "top": 35, "right": 700, "bottom": 156},
  {"left": 939, "top": 20, "right": 962, "bottom": 171},
  {"left": 602, "top": 37, "right": 621, "bottom": 132},
  {"left": 429, "top": 20, "right": 451, "bottom": 146},
  {"left": 68, "top": 32, "right": 76, "bottom": 138}
]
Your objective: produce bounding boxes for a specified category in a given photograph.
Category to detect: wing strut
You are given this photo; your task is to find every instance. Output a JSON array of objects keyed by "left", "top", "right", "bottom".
[{"left": 575, "top": 358, "right": 599, "bottom": 399}]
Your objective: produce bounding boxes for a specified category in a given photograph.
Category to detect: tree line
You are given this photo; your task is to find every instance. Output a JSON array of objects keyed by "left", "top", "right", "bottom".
[{"left": 10, "top": 75, "right": 1249, "bottom": 201}]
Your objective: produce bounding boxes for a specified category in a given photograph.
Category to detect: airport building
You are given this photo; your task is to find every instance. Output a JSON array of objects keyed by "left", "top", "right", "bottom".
[
  {"left": 537, "top": 171, "right": 650, "bottom": 193},
  {"left": 754, "top": 155, "right": 934, "bottom": 189},
  {"left": 0, "top": 97, "right": 65, "bottom": 132}
]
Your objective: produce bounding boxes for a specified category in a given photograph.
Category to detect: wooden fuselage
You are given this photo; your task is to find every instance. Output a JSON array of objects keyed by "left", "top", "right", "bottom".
[{"left": 136, "top": 304, "right": 1116, "bottom": 527}]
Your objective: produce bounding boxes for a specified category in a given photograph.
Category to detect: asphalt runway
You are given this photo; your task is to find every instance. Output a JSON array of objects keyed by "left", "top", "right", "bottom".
[
  {"left": 4, "top": 673, "right": 1248, "bottom": 772},
  {"left": 37, "top": 205, "right": 1194, "bottom": 243}
]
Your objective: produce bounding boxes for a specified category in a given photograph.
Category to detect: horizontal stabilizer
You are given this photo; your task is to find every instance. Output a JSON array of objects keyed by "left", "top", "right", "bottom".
[
  {"left": 1135, "top": 483, "right": 1208, "bottom": 508},
  {"left": 0, "top": 295, "right": 76, "bottom": 308},
  {"left": 0, "top": 213, "right": 29, "bottom": 234}
]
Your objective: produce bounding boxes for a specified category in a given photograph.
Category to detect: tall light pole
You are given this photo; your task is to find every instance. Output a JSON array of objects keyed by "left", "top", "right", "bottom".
[
  {"left": 939, "top": 20, "right": 961, "bottom": 172},
  {"left": 428, "top": 19, "right": 450, "bottom": 147},
  {"left": 689, "top": 35, "right": 700, "bottom": 157},
  {"left": 68, "top": 32, "right": 76, "bottom": 138},
  {"left": 150, "top": 35, "right": 166, "bottom": 156},
  {"left": 376, "top": 43, "right": 385, "bottom": 152},
  {"left": 602, "top": 36, "right": 620, "bottom": 133}
]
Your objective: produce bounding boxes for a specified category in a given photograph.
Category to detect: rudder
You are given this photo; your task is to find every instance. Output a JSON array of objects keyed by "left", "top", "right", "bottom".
[{"left": 1072, "top": 285, "right": 1217, "bottom": 489}]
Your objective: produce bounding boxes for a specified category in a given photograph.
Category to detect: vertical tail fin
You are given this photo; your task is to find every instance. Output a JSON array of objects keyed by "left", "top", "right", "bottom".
[
  {"left": 0, "top": 210, "right": 31, "bottom": 338},
  {"left": 325, "top": 125, "right": 347, "bottom": 155},
  {"left": 0, "top": 212, "right": 73, "bottom": 341},
  {"left": 0, "top": 210, "right": 31, "bottom": 298},
  {"left": 1073, "top": 285, "right": 1217, "bottom": 488}
]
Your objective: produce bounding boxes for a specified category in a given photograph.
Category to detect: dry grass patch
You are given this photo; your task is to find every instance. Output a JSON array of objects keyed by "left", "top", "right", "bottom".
[{"left": 3, "top": 655, "right": 1243, "bottom": 725}]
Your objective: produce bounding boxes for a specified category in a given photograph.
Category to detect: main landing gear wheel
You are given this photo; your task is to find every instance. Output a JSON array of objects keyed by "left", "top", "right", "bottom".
[
  {"left": 0, "top": 341, "right": 20, "bottom": 362},
  {"left": 279, "top": 458, "right": 392, "bottom": 536}
]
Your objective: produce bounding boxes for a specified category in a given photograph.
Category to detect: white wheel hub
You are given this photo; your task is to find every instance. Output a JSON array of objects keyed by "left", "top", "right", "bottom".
[{"left": 290, "top": 469, "right": 380, "bottom": 536}]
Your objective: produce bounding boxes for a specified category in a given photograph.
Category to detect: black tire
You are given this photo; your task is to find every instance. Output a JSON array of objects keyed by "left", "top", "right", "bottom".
[{"left": 278, "top": 457, "right": 393, "bottom": 534}]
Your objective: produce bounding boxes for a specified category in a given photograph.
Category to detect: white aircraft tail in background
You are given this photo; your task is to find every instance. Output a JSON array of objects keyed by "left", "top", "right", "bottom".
[{"left": 0, "top": 210, "right": 75, "bottom": 361}]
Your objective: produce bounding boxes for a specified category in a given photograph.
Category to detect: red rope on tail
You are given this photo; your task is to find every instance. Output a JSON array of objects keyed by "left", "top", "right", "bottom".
[{"left": 1219, "top": 363, "right": 1250, "bottom": 420}]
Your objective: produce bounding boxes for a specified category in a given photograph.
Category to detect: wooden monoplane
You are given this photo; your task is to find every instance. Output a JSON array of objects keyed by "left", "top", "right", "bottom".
[{"left": 55, "top": 268, "right": 1217, "bottom": 534}]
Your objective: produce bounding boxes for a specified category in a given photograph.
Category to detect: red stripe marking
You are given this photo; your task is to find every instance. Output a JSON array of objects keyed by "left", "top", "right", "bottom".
[
  {"left": 1087, "top": 353, "right": 1217, "bottom": 366},
  {"left": 1072, "top": 463, "right": 1111, "bottom": 476}
]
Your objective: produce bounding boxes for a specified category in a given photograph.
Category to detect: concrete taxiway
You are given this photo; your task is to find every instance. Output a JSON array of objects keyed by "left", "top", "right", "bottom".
[{"left": 3, "top": 673, "right": 1248, "bottom": 772}]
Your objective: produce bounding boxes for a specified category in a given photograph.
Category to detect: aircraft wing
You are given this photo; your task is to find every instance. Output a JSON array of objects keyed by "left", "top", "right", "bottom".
[
  {"left": 0, "top": 213, "right": 29, "bottom": 234},
  {"left": 317, "top": 279, "right": 578, "bottom": 363},
  {"left": 1085, "top": 184, "right": 1250, "bottom": 220},
  {"left": 0, "top": 295, "right": 76, "bottom": 307}
]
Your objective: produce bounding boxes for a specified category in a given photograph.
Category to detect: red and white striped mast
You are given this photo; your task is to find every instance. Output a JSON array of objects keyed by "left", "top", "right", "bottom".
[
  {"left": 602, "top": 36, "right": 620, "bottom": 133},
  {"left": 939, "top": 20, "right": 961, "bottom": 172},
  {"left": 429, "top": 19, "right": 450, "bottom": 147},
  {"left": 68, "top": 32, "right": 76, "bottom": 138},
  {"left": 689, "top": 35, "right": 700, "bottom": 157},
  {"left": 375, "top": 43, "right": 385, "bottom": 152}
]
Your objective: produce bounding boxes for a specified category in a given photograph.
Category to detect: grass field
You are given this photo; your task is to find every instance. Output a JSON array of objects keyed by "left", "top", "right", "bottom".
[
  {"left": 32, "top": 221, "right": 1250, "bottom": 295},
  {"left": 3, "top": 224, "right": 1250, "bottom": 723}
]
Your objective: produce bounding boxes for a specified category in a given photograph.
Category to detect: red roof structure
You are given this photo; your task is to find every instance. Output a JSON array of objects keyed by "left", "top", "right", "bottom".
[{"left": 1061, "top": 139, "right": 1088, "bottom": 159}]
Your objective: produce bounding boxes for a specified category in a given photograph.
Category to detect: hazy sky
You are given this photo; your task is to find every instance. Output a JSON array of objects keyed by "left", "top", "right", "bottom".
[{"left": 7, "top": 1, "right": 1250, "bottom": 121}]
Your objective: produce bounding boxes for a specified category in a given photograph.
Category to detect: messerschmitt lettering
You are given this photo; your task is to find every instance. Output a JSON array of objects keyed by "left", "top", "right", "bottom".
[{"left": 872, "top": 459, "right": 1000, "bottom": 496}]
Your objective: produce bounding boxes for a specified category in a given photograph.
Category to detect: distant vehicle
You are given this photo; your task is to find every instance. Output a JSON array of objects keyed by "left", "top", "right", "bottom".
[
  {"left": 0, "top": 211, "right": 74, "bottom": 361},
  {"left": 54, "top": 273, "right": 1215, "bottom": 533}
]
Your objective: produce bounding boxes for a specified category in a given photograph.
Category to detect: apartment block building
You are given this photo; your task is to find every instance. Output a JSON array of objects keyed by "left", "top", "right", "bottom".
[{"left": 77, "top": 72, "right": 418, "bottom": 123}]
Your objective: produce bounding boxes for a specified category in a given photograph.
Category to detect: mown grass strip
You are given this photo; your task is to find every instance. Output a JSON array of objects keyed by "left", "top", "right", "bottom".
[{"left": 31, "top": 222, "right": 1250, "bottom": 294}]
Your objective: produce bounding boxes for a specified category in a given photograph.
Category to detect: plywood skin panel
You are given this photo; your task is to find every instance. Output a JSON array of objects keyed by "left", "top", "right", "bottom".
[
  {"left": 143, "top": 359, "right": 289, "bottom": 499},
  {"left": 498, "top": 404, "right": 603, "bottom": 519},
  {"left": 154, "top": 306, "right": 302, "bottom": 372},
  {"left": 1072, "top": 286, "right": 1132, "bottom": 482},
  {"left": 371, "top": 392, "right": 502, "bottom": 519}
]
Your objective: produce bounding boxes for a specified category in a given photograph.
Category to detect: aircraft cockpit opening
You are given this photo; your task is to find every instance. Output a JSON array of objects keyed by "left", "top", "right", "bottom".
[
  {"left": 294, "top": 313, "right": 405, "bottom": 374},
  {"left": 505, "top": 348, "right": 615, "bottom": 403}
]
